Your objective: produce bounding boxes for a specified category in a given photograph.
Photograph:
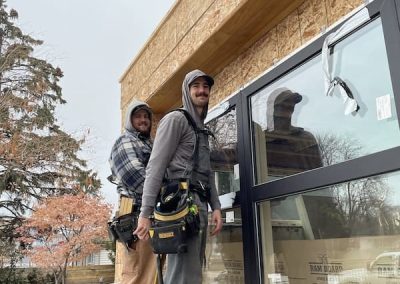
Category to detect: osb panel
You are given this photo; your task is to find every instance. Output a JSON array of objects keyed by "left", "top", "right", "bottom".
[
  {"left": 298, "top": 0, "right": 328, "bottom": 44},
  {"left": 151, "top": 113, "right": 164, "bottom": 137},
  {"left": 121, "top": 0, "right": 365, "bottom": 109},
  {"left": 326, "top": 0, "right": 364, "bottom": 25},
  {"left": 130, "top": 0, "right": 242, "bottom": 107},
  {"left": 277, "top": 9, "right": 302, "bottom": 59},
  {"left": 175, "top": 0, "right": 214, "bottom": 40},
  {"left": 211, "top": 27, "right": 279, "bottom": 108},
  {"left": 114, "top": 242, "right": 124, "bottom": 283},
  {"left": 121, "top": 0, "right": 242, "bottom": 110},
  {"left": 210, "top": 69, "right": 236, "bottom": 107},
  {"left": 255, "top": 27, "right": 279, "bottom": 73},
  {"left": 211, "top": 0, "right": 363, "bottom": 106},
  {"left": 121, "top": 0, "right": 211, "bottom": 108},
  {"left": 157, "top": 16, "right": 178, "bottom": 60}
]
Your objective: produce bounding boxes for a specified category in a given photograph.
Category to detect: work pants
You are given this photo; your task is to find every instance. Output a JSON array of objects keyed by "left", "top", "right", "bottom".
[
  {"left": 164, "top": 195, "right": 208, "bottom": 284},
  {"left": 121, "top": 239, "right": 157, "bottom": 284}
]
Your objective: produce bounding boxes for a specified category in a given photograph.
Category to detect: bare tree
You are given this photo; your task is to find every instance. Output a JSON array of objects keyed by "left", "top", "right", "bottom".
[{"left": 315, "top": 133, "right": 397, "bottom": 236}]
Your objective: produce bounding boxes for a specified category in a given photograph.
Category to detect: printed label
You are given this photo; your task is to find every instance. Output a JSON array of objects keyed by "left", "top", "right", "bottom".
[{"left": 376, "top": 94, "right": 392, "bottom": 120}]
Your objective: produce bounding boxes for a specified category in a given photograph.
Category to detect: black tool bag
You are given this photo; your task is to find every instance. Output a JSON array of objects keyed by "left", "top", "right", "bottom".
[
  {"left": 149, "top": 179, "right": 200, "bottom": 254},
  {"left": 150, "top": 212, "right": 188, "bottom": 254},
  {"left": 108, "top": 212, "right": 139, "bottom": 249}
]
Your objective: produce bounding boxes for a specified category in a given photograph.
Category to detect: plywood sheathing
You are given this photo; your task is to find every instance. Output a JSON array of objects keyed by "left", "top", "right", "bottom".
[
  {"left": 210, "top": 0, "right": 363, "bottom": 109},
  {"left": 147, "top": 0, "right": 311, "bottom": 113},
  {"left": 121, "top": 0, "right": 241, "bottom": 111},
  {"left": 120, "top": 0, "right": 214, "bottom": 105},
  {"left": 120, "top": 0, "right": 363, "bottom": 116},
  {"left": 298, "top": 0, "right": 329, "bottom": 44},
  {"left": 143, "top": 0, "right": 242, "bottom": 110},
  {"left": 209, "top": 26, "right": 279, "bottom": 107}
]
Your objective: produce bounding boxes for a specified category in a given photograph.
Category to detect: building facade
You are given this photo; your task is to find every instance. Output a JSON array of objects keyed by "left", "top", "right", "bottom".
[{"left": 117, "top": 0, "right": 400, "bottom": 283}]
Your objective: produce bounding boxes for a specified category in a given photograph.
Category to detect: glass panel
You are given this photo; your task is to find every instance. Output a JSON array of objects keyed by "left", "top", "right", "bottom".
[
  {"left": 258, "top": 170, "right": 400, "bottom": 283},
  {"left": 250, "top": 18, "right": 400, "bottom": 185},
  {"left": 204, "top": 108, "right": 244, "bottom": 283},
  {"left": 203, "top": 207, "right": 244, "bottom": 283},
  {"left": 208, "top": 108, "right": 240, "bottom": 208}
]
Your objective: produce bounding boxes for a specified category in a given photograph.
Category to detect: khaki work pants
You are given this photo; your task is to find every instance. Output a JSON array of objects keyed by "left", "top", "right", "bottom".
[{"left": 120, "top": 239, "right": 157, "bottom": 284}]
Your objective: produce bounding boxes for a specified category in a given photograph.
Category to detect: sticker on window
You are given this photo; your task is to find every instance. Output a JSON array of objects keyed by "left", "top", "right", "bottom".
[
  {"left": 376, "top": 94, "right": 392, "bottom": 121},
  {"left": 234, "top": 164, "right": 240, "bottom": 180},
  {"left": 226, "top": 211, "right": 235, "bottom": 223}
]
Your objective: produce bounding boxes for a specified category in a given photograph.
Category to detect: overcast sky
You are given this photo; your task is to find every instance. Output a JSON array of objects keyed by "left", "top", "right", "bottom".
[{"left": 7, "top": 0, "right": 175, "bottom": 208}]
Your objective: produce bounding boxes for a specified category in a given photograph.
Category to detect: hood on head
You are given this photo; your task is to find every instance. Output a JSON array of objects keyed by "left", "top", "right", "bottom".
[
  {"left": 266, "top": 87, "right": 302, "bottom": 131},
  {"left": 182, "top": 69, "right": 214, "bottom": 127},
  {"left": 124, "top": 100, "right": 152, "bottom": 133}
]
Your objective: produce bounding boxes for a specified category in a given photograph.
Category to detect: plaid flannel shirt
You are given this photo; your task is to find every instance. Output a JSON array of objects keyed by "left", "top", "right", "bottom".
[{"left": 109, "top": 129, "right": 152, "bottom": 198}]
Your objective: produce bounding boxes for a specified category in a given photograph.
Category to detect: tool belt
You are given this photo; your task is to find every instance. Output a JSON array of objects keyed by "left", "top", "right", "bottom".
[
  {"left": 108, "top": 211, "right": 139, "bottom": 249},
  {"left": 149, "top": 179, "right": 200, "bottom": 254},
  {"left": 108, "top": 198, "right": 140, "bottom": 249},
  {"left": 190, "top": 182, "right": 210, "bottom": 203}
]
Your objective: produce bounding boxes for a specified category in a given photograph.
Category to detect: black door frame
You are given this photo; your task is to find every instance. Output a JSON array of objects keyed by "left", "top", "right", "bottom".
[{"left": 234, "top": 0, "right": 400, "bottom": 283}]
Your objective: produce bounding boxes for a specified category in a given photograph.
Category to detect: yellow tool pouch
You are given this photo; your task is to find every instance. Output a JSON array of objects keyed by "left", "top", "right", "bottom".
[{"left": 149, "top": 179, "right": 199, "bottom": 254}]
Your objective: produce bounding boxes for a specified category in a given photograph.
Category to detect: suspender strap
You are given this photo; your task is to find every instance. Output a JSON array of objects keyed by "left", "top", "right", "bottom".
[
  {"left": 170, "top": 108, "right": 200, "bottom": 178},
  {"left": 166, "top": 109, "right": 215, "bottom": 200}
]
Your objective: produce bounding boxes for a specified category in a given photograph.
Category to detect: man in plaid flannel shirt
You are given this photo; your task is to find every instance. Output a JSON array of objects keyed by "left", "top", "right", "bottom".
[{"left": 109, "top": 100, "right": 156, "bottom": 284}]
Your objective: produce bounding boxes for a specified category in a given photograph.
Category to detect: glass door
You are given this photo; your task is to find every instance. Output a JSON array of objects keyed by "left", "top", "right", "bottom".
[
  {"left": 258, "top": 171, "right": 400, "bottom": 284},
  {"left": 240, "top": 0, "right": 400, "bottom": 282},
  {"left": 203, "top": 106, "right": 245, "bottom": 283}
]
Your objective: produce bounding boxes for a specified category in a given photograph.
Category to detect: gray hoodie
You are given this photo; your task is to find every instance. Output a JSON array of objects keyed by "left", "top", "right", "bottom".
[
  {"left": 140, "top": 70, "right": 221, "bottom": 217},
  {"left": 124, "top": 100, "right": 152, "bottom": 135}
]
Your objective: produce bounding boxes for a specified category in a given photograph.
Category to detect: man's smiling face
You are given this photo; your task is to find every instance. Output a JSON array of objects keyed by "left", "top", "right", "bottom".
[
  {"left": 189, "top": 76, "right": 210, "bottom": 109},
  {"left": 131, "top": 109, "right": 151, "bottom": 135}
]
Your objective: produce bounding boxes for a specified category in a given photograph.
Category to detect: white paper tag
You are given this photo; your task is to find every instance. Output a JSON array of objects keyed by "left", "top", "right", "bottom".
[
  {"left": 268, "top": 273, "right": 289, "bottom": 283},
  {"left": 268, "top": 273, "right": 282, "bottom": 282},
  {"left": 226, "top": 211, "right": 234, "bottom": 223},
  {"left": 233, "top": 164, "right": 240, "bottom": 180},
  {"left": 376, "top": 94, "right": 392, "bottom": 120}
]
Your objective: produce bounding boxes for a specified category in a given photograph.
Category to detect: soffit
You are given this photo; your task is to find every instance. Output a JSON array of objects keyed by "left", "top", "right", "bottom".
[{"left": 148, "top": 0, "right": 305, "bottom": 113}]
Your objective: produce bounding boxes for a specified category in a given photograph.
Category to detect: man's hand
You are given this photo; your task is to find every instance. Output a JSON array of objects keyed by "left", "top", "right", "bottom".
[
  {"left": 210, "top": 209, "right": 223, "bottom": 236},
  {"left": 133, "top": 216, "right": 151, "bottom": 240}
]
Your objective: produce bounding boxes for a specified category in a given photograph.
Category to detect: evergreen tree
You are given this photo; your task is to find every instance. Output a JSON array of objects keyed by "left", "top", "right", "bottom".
[{"left": 0, "top": 0, "right": 100, "bottom": 243}]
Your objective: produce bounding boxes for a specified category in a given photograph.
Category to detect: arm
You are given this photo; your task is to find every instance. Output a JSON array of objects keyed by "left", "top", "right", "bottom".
[
  {"left": 140, "top": 113, "right": 186, "bottom": 217},
  {"left": 208, "top": 171, "right": 223, "bottom": 236},
  {"left": 109, "top": 135, "right": 146, "bottom": 194},
  {"left": 208, "top": 172, "right": 221, "bottom": 212},
  {"left": 135, "top": 113, "right": 187, "bottom": 239}
]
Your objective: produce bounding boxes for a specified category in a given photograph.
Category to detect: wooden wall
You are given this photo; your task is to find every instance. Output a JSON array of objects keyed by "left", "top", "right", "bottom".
[
  {"left": 210, "top": 0, "right": 364, "bottom": 107},
  {"left": 66, "top": 265, "right": 114, "bottom": 284},
  {"left": 120, "top": 0, "right": 363, "bottom": 117}
]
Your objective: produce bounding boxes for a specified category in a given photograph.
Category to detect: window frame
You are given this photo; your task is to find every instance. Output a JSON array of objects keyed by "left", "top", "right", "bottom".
[{"left": 235, "top": 0, "right": 400, "bottom": 283}]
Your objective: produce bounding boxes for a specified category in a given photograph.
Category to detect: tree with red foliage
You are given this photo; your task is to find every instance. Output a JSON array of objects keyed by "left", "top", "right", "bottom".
[{"left": 18, "top": 193, "right": 112, "bottom": 284}]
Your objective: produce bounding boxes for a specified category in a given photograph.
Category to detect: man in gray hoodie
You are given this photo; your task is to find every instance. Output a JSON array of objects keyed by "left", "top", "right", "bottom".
[
  {"left": 109, "top": 100, "right": 156, "bottom": 284},
  {"left": 134, "top": 69, "right": 222, "bottom": 283}
]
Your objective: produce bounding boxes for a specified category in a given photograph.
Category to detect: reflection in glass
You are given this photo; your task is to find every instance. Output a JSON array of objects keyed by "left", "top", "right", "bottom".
[
  {"left": 203, "top": 208, "right": 244, "bottom": 283},
  {"left": 256, "top": 88, "right": 323, "bottom": 180},
  {"left": 204, "top": 109, "right": 244, "bottom": 283},
  {"left": 251, "top": 18, "right": 400, "bottom": 185},
  {"left": 258, "top": 171, "right": 400, "bottom": 283},
  {"left": 208, "top": 108, "right": 239, "bottom": 197}
]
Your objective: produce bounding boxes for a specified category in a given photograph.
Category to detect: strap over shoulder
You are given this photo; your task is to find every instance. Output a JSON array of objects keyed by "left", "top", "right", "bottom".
[
  {"left": 167, "top": 108, "right": 215, "bottom": 178},
  {"left": 172, "top": 108, "right": 198, "bottom": 131},
  {"left": 168, "top": 108, "right": 200, "bottom": 178}
]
